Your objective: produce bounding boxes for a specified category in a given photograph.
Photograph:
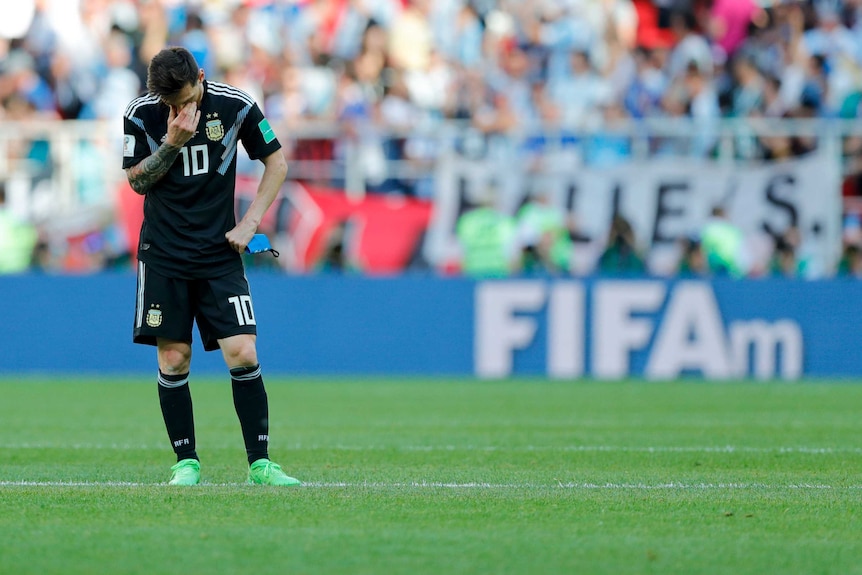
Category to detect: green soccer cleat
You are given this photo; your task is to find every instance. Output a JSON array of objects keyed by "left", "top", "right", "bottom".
[
  {"left": 247, "top": 459, "right": 301, "bottom": 487},
  {"left": 168, "top": 458, "right": 201, "bottom": 486}
]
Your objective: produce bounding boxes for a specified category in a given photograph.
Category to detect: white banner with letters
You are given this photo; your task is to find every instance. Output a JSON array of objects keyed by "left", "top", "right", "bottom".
[{"left": 427, "top": 149, "right": 842, "bottom": 275}]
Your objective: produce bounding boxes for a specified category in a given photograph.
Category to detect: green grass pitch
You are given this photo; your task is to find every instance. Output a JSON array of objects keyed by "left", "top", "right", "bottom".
[{"left": 1, "top": 377, "right": 860, "bottom": 574}]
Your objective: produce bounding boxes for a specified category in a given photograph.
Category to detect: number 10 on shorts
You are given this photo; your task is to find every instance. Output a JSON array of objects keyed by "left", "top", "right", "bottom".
[{"left": 228, "top": 295, "right": 256, "bottom": 326}]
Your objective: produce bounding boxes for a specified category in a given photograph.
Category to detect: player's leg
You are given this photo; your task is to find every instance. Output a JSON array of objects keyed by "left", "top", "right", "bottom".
[
  {"left": 222, "top": 336, "right": 299, "bottom": 485},
  {"left": 133, "top": 262, "right": 199, "bottom": 485},
  {"left": 196, "top": 273, "right": 300, "bottom": 486},
  {"left": 157, "top": 338, "right": 200, "bottom": 485},
  {"left": 218, "top": 333, "right": 270, "bottom": 464}
]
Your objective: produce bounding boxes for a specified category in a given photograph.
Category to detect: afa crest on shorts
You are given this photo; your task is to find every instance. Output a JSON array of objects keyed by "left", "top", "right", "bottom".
[
  {"left": 205, "top": 112, "right": 224, "bottom": 141},
  {"left": 146, "top": 305, "right": 163, "bottom": 328}
]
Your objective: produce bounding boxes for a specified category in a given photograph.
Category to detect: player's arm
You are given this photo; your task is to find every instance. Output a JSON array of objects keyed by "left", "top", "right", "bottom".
[
  {"left": 125, "top": 141, "right": 183, "bottom": 195},
  {"left": 125, "top": 102, "right": 201, "bottom": 195},
  {"left": 225, "top": 150, "right": 288, "bottom": 253}
]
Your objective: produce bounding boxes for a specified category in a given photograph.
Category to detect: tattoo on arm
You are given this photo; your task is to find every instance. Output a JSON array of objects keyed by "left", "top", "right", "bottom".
[{"left": 125, "top": 142, "right": 182, "bottom": 195}]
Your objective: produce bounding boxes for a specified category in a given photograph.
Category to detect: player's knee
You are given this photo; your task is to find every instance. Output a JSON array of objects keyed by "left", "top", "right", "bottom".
[
  {"left": 223, "top": 338, "right": 258, "bottom": 367},
  {"left": 158, "top": 345, "right": 192, "bottom": 374}
]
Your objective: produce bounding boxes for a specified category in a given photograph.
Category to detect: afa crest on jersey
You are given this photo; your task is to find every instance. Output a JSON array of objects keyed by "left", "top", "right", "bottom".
[{"left": 206, "top": 114, "right": 224, "bottom": 141}]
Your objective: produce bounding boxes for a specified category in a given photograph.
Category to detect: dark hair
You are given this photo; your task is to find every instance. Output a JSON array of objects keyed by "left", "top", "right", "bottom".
[{"left": 146, "top": 47, "right": 199, "bottom": 99}]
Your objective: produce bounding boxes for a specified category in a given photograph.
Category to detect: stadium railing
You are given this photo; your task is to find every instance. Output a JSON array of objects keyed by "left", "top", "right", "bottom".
[{"left": 0, "top": 116, "right": 859, "bottom": 219}]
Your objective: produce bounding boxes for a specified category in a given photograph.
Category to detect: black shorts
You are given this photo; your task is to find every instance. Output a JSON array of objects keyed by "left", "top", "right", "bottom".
[{"left": 133, "top": 262, "right": 257, "bottom": 351}]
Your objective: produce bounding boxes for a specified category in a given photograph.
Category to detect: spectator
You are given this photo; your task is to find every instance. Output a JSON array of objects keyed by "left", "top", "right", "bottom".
[
  {"left": 707, "top": 0, "right": 765, "bottom": 62},
  {"left": 666, "top": 9, "right": 714, "bottom": 82},
  {"left": 316, "top": 219, "right": 363, "bottom": 274},
  {"left": 802, "top": 0, "right": 859, "bottom": 113},
  {"left": 515, "top": 188, "right": 573, "bottom": 275},
  {"left": 450, "top": 3, "right": 484, "bottom": 69},
  {"left": 677, "top": 235, "right": 708, "bottom": 277},
  {"left": 837, "top": 242, "right": 862, "bottom": 277},
  {"left": 87, "top": 30, "right": 140, "bottom": 128},
  {"left": 177, "top": 11, "right": 215, "bottom": 78},
  {"left": 0, "top": 49, "right": 56, "bottom": 117},
  {"left": 47, "top": 50, "right": 96, "bottom": 119},
  {"left": 769, "top": 235, "right": 806, "bottom": 278},
  {"left": 547, "top": 49, "right": 613, "bottom": 129},
  {"left": 597, "top": 214, "right": 646, "bottom": 275},
  {"left": 379, "top": 70, "right": 437, "bottom": 197},
  {"left": 623, "top": 46, "right": 667, "bottom": 118},
  {"left": 0, "top": 184, "right": 38, "bottom": 274},
  {"left": 700, "top": 205, "right": 747, "bottom": 277},
  {"left": 2, "top": 92, "right": 53, "bottom": 187},
  {"left": 729, "top": 53, "right": 765, "bottom": 117},
  {"left": 660, "top": 62, "right": 721, "bottom": 157},
  {"left": 761, "top": 73, "right": 787, "bottom": 118},
  {"left": 455, "top": 184, "right": 518, "bottom": 277},
  {"left": 388, "top": 0, "right": 434, "bottom": 72}
]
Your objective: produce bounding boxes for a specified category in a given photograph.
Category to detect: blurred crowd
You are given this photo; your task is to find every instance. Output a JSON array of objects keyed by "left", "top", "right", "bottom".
[
  {"left": 2, "top": 0, "right": 862, "bottom": 278},
  {"left": 6, "top": 0, "right": 862, "bottom": 131}
]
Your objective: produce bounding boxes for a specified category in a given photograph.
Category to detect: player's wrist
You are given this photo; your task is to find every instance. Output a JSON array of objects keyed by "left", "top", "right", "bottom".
[
  {"left": 238, "top": 216, "right": 262, "bottom": 230},
  {"left": 162, "top": 139, "right": 184, "bottom": 150}
]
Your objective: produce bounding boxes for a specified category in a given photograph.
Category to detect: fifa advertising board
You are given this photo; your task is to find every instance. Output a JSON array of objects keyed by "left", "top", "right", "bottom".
[
  {"left": 473, "top": 279, "right": 820, "bottom": 380},
  {"left": 1, "top": 275, "right": 860, "bottom": 379}
]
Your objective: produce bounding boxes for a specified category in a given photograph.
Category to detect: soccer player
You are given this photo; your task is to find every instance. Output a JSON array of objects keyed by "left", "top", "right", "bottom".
[{"left": 122, "top": 47, "right": 299, "bottom": 486}]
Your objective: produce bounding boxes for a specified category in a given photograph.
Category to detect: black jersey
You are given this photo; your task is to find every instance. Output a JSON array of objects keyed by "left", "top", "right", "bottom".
[{"left": 122, "top": 80, "right": 282, "bottom": 279}]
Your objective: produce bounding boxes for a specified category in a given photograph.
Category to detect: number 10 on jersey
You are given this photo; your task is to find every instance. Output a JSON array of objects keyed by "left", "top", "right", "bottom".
[{"left": 180, "top": 144, "right": 209, "bottom": 176}]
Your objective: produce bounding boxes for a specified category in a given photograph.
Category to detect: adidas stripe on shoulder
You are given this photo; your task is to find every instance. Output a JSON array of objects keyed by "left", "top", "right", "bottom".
[
  {"left": 207, "top": 82, "right": 256, "bottom": 107},
  {"left": 124, "top": 93, "right": 160, "bottom": 119}
]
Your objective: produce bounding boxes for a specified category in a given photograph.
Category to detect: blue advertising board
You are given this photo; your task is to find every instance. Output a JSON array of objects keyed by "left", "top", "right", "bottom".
[{"left": 1, "top": 274, "right": 859, "bottom": 379}]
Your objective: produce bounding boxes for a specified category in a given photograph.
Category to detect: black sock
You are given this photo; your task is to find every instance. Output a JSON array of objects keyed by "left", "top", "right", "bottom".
[
  {"left": 230, "top": 364, "right": 269, "bottom": 465},
  {"left": 157, "top": 371, "right": 198, "bottom": 462}
]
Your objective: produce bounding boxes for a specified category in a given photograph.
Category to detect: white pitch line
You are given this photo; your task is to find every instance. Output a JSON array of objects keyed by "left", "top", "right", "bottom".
[
  {"left": 1, "top": 444, "right": 861, "bottom": 454},
  {"left": 0, "top": 481, "right": 859, "bottom": 490}
]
